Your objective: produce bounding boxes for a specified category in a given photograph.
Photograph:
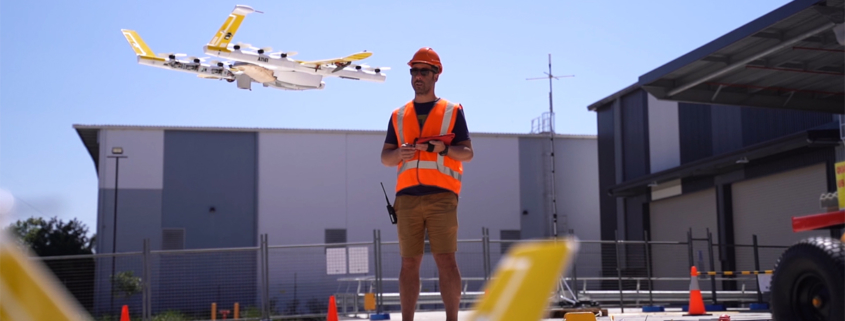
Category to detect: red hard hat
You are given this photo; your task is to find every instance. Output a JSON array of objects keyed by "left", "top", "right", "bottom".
[{"left": 408, "top": 47, "right": 442, "bottom": 73}]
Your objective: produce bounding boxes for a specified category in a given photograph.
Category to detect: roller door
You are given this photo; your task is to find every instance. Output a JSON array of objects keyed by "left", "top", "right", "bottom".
[
  {"left": 649, "top": 188, "right": 718, "bottom": 290},
  {"left": 732, "top": 163, "right": 830, "bottom": 273}
]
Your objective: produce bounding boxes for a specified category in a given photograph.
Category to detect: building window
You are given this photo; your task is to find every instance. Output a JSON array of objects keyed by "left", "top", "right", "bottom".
[
  {"left": 162, "top": 228, "right": 185, "bottom": 250},
  {"left": 500, "top": 230, "right": 521, "bottom": 254},
  {"left": 325, "top": 229, "right": 348, "bottom": 275},
  {"left": 325, "top": 229, "right": 347, "bottom": 248}
]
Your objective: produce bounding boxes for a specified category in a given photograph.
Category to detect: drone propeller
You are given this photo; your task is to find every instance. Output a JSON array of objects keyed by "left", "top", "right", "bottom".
[
  {"left": 229, "top": 42, "right": 255, "bottom": 51},
  {"left": 210, "top": 60, "right": 234, "bottom": 67},
  {"left": 357, "top": 64, "right": 390, "bottom": 73},
  {"left": 255, "top": 46, "right": 274, "bottom": 54},
  {"left": 157, "top": 52, "right": 187, "bottom": 60},
  {"left": 187, "top": 56, "right": 210, "bottom": 63},
  {"left": 270, "top": 51, "right": 298, "bottom": 58}
]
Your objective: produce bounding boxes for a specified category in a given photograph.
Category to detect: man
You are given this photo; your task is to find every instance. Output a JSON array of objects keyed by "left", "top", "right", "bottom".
[{"left": 381, "top": 47, "right": 473, "bottom": 321}]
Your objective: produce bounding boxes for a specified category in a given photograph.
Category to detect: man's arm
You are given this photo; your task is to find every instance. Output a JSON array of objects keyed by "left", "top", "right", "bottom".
[
  {"left": 446, "top": 105, "right": 473, "bottom": 161},
  {"left": 381, "top": 143, "right": 402, "bottom": 167},
  {"left": 445, "top": 140, "right": 473, "bottom": 162},
  {"left": 382, "top": 116, "right": 402, "bottom": 167}
]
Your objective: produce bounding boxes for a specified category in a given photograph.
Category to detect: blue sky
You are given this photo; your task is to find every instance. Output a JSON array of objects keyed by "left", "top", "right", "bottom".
[{"left": 0, "top": 0, "right": 792, "bottom": 237}]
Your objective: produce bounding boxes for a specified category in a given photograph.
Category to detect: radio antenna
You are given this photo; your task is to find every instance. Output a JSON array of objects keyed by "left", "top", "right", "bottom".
[{"left": 527, "top": 53, "right": 573, "bottom": 239}]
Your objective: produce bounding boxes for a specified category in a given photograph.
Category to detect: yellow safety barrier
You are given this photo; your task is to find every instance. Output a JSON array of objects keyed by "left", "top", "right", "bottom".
[{"left": 697, "top": 270, "right": 773, "bottom": 276}]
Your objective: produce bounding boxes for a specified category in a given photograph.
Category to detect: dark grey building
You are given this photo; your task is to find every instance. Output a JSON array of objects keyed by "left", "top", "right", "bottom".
[{"left": 587, "top": 0, "right": 844, "bottom": 291}]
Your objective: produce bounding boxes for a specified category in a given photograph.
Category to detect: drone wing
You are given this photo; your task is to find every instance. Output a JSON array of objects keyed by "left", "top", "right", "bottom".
[
  {"left": 296, "top": 51, "right": 373, "bottom": 66},
  {"left": 121, "top": 29, "right": 164, "bottom": 62},
  {"left": 206, "top": 5, "right": 262, "bottom": 52}
]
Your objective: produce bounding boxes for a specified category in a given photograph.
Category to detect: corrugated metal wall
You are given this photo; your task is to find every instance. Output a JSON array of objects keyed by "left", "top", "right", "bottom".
[
  {"left": 710, "top": 104, "right": 743, "bottom": 155},
  {"left": 678, "top": 103, "right": 713, "bottom": 164},
  {"left": 678, "top": 102, "right": 834, "bottom": 165},
  {"left": 731, "top": 163, "right": 831, "bottom": 272},
  {"left": 597, "top": 104, "right": 617, "bottom": 243},
  {"left": 621, "top": 90, "right": 650, "bottom": 181},
  {"left": 649, "top": 188, "right": 719, "bottom": 290},
  {"left": 741, "top": 107, "right": 834, "bottom": 147}
]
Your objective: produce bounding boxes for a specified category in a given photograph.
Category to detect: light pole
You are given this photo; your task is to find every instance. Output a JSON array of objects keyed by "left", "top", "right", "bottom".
[{"left": 107, "top": 146, "right": 127, "bottom": 313}]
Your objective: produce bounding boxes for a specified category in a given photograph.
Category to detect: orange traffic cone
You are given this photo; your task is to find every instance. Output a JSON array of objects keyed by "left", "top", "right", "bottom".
[
  {"left": 120, "top": 305, "right": 130, "bottom": 321},
  {"left": 684, "top": 266, "right": 710, "bottom": 316},
  {"left": 327, "top": 295, "right": 338, "bottom": 321}
]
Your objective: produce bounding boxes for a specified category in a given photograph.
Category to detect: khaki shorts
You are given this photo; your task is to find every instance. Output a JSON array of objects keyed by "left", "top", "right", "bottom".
[{"left": 395, "top": 192, "right": 459, "bottom": 257}]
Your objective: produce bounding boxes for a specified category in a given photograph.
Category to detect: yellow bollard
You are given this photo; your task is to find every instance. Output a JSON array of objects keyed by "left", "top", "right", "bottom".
[
  {"left": 234, "top": 303, "right": 239, "bottom": 319},
  {"left": 211, "top": 302, "right": 217, "bottom": 320},
  {"left": 364, "top": 293, "right": 376, "bottom": 311}
]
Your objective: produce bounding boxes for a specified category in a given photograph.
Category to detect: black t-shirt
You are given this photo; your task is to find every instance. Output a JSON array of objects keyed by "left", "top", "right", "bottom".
[{"left": 385, "top": 99, "right": 470, "bottom": 196}]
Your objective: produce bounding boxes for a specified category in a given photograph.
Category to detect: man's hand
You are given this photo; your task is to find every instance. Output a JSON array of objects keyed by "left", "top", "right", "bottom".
[
  {"left": 400, "top": 144, "right": 417, "bottom": 161},
  {"left": 415, "top": 140, "right": 446, "bottom": 153}
]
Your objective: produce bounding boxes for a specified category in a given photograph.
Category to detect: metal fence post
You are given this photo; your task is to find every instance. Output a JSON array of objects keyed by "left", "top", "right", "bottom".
[
  {"left": 615, "top": 230, "right": 624, "bottom": 313},
  {"left": 481, "top": 227, "right": 489, "bottom": 281},
  {"left": 569, "top": 229, "right": 578, "bottom": 302},
  {"left": 373, "top": 229, "right": 384, "bottom": 314},
  {"left": 142, "top": 238, "right": 149, "bottom": 321},
  {"left": 265, "top": 234, "right": 271, "bottom": 318},
  {"left": 753, "top": 234, "right": 763, "bottom": 303},
  {"left": 687, "top": 228, "right": 694, "bottom": 270},
  {"left": 706, "top": 228, "right": 717, "bottom": 305},
  {"left": 644, "top": 230, "right": 653, "bottom": 307},
  {"left": 486, "top": 227, "right": 492, "bottom": 280},
  {"left": 260, "top": 234, "right": 270, "bottom": 321},
  {"left": 376, "top": 229, "right": 384, "bottom": 314},
  {"left": 147, "top": 238, "right": 153, "bottom": 321}
]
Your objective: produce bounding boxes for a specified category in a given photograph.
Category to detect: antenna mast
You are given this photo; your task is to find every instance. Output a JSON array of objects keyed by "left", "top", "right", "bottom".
[{"left": 527, "top": 53, "right": 574, "bottom": 238}]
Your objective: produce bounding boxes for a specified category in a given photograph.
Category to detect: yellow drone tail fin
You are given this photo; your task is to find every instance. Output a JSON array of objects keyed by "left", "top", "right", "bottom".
[
  {"left": 121, "top": 29, "right": 163, "bottom": 61},
  {"left": 207, "top": 5, "right": 261, "bottom": 51},
  {"left": 467, "top": 238, "right": 579, "bottom": 321}
]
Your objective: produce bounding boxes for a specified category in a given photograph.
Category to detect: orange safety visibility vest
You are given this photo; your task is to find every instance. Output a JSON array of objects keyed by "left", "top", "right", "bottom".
[{"left": 391, "top": 99, "right": 463, "bottom": 195}]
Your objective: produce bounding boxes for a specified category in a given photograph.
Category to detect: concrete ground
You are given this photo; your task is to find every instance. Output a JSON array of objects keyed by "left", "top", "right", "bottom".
[{"left": 342, "top": 308, "right": 773, "bottom": 321}]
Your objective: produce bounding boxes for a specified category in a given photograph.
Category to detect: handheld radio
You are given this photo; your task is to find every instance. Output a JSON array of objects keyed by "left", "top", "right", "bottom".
[{"left": 381, "top": 182, "right": 397, "bottom": 224}]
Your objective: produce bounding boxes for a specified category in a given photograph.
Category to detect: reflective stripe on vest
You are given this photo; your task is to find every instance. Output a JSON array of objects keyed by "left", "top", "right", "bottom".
[
  {"left": 396, "top": 101, "right": 456, "bottom": 144},
  {"left": 398, "top": 158, "right": 462, "bottom": 181}
]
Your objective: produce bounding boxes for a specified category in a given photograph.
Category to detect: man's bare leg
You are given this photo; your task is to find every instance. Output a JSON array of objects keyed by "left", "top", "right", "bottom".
[
  {"left": 400, "top": 255, "right": 423, "bottom": 321},
  {"left": 433, "top": 252, "right": 462, "bottom": 321}
]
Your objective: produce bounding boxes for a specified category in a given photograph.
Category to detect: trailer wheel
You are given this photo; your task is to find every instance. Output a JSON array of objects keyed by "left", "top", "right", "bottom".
[{"left": 770, "top": 236, "right": 844, "bottom": 321}]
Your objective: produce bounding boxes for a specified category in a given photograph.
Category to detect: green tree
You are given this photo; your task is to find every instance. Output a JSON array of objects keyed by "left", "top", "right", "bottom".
[
  {"left": 6, "top": 216, "right": 96, "bottom": 256},
  {"left": 5, "top": 216, "right": 97, "bottom": 312}
]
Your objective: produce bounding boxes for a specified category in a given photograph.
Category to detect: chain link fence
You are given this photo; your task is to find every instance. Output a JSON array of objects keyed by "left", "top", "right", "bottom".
[{"left": 30, "top": 227, "right": 790, "bottom": 320}]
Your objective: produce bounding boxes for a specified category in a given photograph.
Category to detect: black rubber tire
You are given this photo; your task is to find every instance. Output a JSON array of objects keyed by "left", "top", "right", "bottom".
[{"left": 770, "top": 236, "right": 844, "bottom": 321}]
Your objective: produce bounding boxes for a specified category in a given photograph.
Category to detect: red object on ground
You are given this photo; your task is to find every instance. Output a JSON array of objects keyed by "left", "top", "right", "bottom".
[
  {"left": 327, "top": 295, "right": 338, "bottom": 321},
  {"left": 687, "top": 266, "right": 707, "bottom": 315},
  {"left": 719, "top": 314, "right": 731, "bottom": 321},
  {"left": 120, "top": 305, "right": 130, "bottom": 321},
  {"left": 792, "top": 210, "right": 845, "bottom": 232}
]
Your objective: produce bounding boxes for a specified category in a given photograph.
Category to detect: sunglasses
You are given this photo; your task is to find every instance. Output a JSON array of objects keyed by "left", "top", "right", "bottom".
[{"left": 410, "top": 68, "right": 434, "bottom": 76}]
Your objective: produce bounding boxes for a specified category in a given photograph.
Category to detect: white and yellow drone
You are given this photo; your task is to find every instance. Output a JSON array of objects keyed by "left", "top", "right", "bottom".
[{"left": 121, "top": 4, "right": 389, "bottom": 91}]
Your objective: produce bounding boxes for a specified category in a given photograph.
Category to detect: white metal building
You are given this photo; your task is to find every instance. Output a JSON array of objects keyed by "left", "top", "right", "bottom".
[{"left": 73, "top": 124, "right": 601, "bottom": 314}]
